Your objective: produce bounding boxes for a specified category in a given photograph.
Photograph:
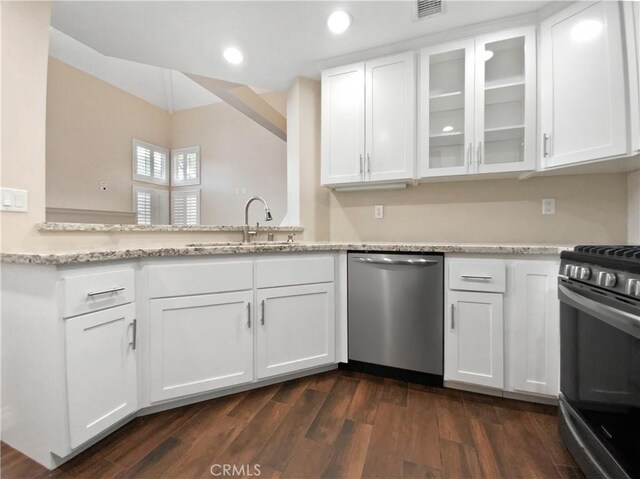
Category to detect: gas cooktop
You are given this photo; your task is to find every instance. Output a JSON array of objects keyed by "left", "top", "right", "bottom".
[{"left": 561, "top": 245, "right": 640, "bottom": 297}]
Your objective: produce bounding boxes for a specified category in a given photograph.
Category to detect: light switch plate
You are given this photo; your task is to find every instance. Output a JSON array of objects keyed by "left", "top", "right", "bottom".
[
  {"left": 374, "top": 204, "right": 384, "bottom": 219},
  {"left": 542, "top": 198, "right": 556, "bottom": 215},
  {"left": 0, "top": 188, "right": 28, "bottom": 212}
]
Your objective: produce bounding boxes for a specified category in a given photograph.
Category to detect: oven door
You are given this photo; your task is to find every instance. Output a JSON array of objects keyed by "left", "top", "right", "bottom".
[{"left": 559, "top": 279, "right": 640, "bottom": 478}]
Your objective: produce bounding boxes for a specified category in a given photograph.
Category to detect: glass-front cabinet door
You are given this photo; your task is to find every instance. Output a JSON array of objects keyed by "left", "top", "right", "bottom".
[
  {"left": 420, "top": 28, "right": 535, "bottom": 178},
  {"left": 474, "top": 27, "right": 536, "bottom": 174},
  {"left": 420, "top": 39, "right": 475, "bottom": 177}
]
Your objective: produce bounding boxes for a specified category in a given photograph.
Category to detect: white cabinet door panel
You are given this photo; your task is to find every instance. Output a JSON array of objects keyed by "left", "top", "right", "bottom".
[
  {"left": 321, "top": 63, "right": 365, "bottom": 185},
  {"left": 541, "top": 1, "right": 628, "bottom": 167},
  {"left": 366, "top": 51, "right": 415, "bottom": 182},
  {"left": 445, "top": 291, "right": 504, "bottom": 389},
  {"left": 420, "top": 39, "right": 475, "bottom": 178},
  {"left": 66, "top": 303, "right": 137, "bottom": 448},
  {"left": 257, "top": 283, "right": 335, "bottom": 379},
  {"left": 510, "top": 262, "right": 560, "bottom": 396},
  {"left": 474, "top": 27, "right": 536, "bottom": 174},
  {"left": 149, "top": 291, "right": 253, "bottom": 402}
]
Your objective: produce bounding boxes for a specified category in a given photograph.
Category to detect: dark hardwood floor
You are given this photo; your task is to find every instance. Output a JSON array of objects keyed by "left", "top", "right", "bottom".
[{"left": 1, "top": 370, "right": 584, "bottom": 479}]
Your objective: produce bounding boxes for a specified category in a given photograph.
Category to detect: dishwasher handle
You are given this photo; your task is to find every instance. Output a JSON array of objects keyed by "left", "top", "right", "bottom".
[{"left": 352, "top": 256, "right": 439, "bottom": 266}]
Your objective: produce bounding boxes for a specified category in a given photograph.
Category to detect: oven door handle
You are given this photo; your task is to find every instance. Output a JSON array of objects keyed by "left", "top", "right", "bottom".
[{"left": 558, "top": 283, "right": 640, "bottom": 340}]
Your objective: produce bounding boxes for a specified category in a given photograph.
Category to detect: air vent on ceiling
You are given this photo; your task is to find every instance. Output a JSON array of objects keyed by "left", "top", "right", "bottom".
[{"left": 416, "top": 0, "right": 443, "bottom": 19}]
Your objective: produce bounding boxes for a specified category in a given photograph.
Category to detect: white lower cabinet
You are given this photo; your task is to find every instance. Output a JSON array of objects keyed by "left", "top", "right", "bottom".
[
  {"left": 145, "top": 254, "right": 338, "bottom": 403},
  {"left": 65, "top": 303, "right": 137, "bottom": 448},
  {"left": 256, "top": 283, "right": 335, "bottom": 379},
  {"left": 445, "top": 257, "right": 560, "bottom": 398},
  {"left": 149, "top": 291, "right": 254, "bottom": 402},
  {"left": 445, "top": 291, "right": 504, "bottom": 389},
  {"left": 509, "top": 261, "right": 559, "bottom": 396}
]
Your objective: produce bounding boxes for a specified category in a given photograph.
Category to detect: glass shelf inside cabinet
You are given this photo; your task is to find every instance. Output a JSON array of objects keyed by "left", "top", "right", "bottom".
[
  {"left": 483, "top": 36, "right": 525, "bottom": 166},
  {"left": 429, "top": 49, "right": 466, "bottom": 170}
]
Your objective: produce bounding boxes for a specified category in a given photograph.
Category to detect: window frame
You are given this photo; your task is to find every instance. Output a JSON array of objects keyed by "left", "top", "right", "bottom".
[
  {"left": 132, "top": 185, "right": 169, "bottom": 225},
  {"left": 171, "top": 188, "right": 201, "bottom": 226},
  {"left": 171, "top": 146, "right": 201, "bottom": 187},
  {"left": 132, "top": 139, "right": 169, "bottom": 186}
]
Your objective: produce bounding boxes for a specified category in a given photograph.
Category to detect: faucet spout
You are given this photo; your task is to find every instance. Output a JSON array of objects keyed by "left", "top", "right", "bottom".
[{"left": 243, "top": 196, "right": 273, "bottom": 242}]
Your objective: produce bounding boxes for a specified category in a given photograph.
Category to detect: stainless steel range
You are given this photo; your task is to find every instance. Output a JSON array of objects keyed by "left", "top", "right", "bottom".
[{"left": 558, "top": 246, "right": 640, "bottom": 479}]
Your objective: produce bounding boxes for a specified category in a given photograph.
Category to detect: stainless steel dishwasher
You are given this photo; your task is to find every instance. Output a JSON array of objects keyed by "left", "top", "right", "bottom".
[{"left": 348, "top": 252, "right": 444, "bottom": 383}]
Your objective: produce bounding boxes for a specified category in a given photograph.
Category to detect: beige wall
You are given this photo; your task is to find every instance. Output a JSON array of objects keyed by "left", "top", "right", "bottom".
[
  {"left": 46, "top": 58, "right": 172, "bottom": 213},
  {"left": 629, "top": 170, "right": 640, "bottom": 243},
  {"left": 46, "top": 57, "right": 287, "bottom": 226},
  {"left": 329, "top": 174, "right": 629, "bottom": 244},
  {"left": 171, "top": 92, "right": 287, "bottom": 226},
  {"left": 285, "top": 77, "right": 330, "bottom": 241},
  {"left": 1, "top": 2, "right": 51, "bottom": 252}
]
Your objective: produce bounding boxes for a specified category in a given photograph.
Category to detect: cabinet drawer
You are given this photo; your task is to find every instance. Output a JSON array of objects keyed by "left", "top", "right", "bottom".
[
  {"left": 62, "top": 268, "right": 135, "bottom": 318},
  {"left": 449, "top": 260, "right": 506, "bottom": 293},
  {"left": 256, "top": 256, "right": 334, "bottom": 288},
  {"left": 147, "top": 260, "right": 253, "bottom": 298}
]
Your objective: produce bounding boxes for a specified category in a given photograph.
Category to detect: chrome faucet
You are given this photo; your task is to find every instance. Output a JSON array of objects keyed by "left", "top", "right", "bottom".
[{"left": 243, "top": 196, "right": 273, "bottom": 242}]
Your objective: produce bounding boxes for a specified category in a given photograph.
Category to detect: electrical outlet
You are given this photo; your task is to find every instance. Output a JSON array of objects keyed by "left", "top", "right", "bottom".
[
  {"left": 374, "top": 204, "right": 384, "bottom": 219},
  {"left": 542, "top": 198, "right": 556, "bottom": 215}
]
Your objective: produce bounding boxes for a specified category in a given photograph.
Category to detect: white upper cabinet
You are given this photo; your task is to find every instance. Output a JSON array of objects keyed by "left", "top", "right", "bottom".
[
  {"left": 420, "top": 27, "right": 536, "bottom": 178},
  {"left": 474, "top": 28, "right": 536, "bottom": 174},
  {"left": 540, "top": 1, "right": 630, "bottom": 168},
  {"left": 321, "top": 62, "right": 365, "bottom": 185},
  {"left": 420, "top": 39, "right": 475, "bottom": 177},
  {"left": 365, "top": 52, "right": 416, "bottom": 182},
  {"left": 321, "top": 51, "right": 415, "bottom": 187}
]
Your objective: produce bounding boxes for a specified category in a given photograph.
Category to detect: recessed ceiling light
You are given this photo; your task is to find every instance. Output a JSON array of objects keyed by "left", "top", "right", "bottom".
[
  {"left": 571, "top": 19, "right": 603, "bottom": 43},
  {"left": 484, "top": 50, "right": 494, "bottom": 61},
  {"left": 223, "top": 47, "right": 243, "bottom": 65},
  {"left": 327, "top": 11, "right": 351, "bottom": 34},
  {"left": 442, "top": 125, "right": 454, "bottom": 132}
]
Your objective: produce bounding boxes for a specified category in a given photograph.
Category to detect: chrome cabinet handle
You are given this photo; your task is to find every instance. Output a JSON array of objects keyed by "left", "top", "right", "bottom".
[
  {"left": 543, "top": 133, "right": 550, "bottom": 157},
  {"left": 87, "top": 286, "right": 125, "bottom": 297},
  {"left": 461, "top": 275, "right": 493, "bottom": 280},
  {"left": 367, "top": 153, "right": 371, "bottom": 174},
  {"left": 359, "top": 154, "right": 363, "bottom": 174},
  {"left": 477, "top": 141, "right": 482, "bottom": 165},
  {"left": 247, "top": 302, "right": 251, "bottom": 328},
  {"left": 352, "top": 257, "right": 439, "bottom": 266},
  {"left": 130, "top": 319, "right": 137, "bottom": 350},
  {"left": 261, "top": 300, "right": 265, "bottom": 325},
  {"left": 450, "top": 304, "right": 455, "bottom": 330}
]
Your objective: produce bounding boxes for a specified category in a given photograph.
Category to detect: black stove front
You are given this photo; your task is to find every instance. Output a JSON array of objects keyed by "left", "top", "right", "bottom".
[{"left": 558, "top": 245, "right": 640, "bottom": 479}]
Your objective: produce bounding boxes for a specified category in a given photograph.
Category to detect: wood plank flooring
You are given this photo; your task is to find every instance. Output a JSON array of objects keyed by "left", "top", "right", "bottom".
[{"left": 1, "top": 370, "right": 584, "bottom": 479}]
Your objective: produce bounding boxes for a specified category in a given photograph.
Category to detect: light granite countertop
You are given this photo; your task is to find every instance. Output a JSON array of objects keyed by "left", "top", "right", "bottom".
[
  {"left": 37, "top": 222, "right": 305, "bottom": 233},
  {"left": 0, "top": 242, "right": 572, "bottom": 266}
]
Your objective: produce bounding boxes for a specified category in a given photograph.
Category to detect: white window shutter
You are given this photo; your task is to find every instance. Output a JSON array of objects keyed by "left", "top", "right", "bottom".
[
  {"left": 171, "top": 189, "right": 200, "bottom": 225},
  {"left": 133, "top": 186, "right": 170, "bottom": 225},
  {"left": 135, "top": 190, "right": 151, "bottom": 225},
  {"left": 132, "top": 139, "right": 169, "bottom": 186},
  {"left": 171, "top": 146, "right": 201, "bottom": 186}
]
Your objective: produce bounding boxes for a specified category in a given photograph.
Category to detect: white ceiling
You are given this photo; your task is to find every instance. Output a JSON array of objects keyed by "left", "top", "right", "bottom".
[
  {"left": 49, "top": 28, "right": 226, "bottom": 112},
  {"left": 51, "top": 1, "right": 557, "bottom": 92}
]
